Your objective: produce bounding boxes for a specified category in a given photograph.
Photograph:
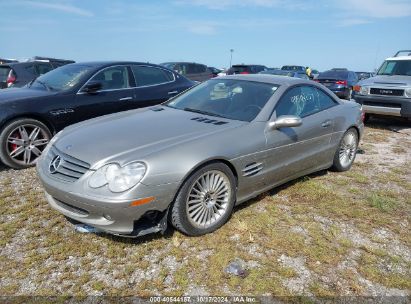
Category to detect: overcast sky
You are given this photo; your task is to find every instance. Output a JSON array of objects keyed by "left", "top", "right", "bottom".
[{"left": 1, "top": 0, "right": 411, "bottom": 71}]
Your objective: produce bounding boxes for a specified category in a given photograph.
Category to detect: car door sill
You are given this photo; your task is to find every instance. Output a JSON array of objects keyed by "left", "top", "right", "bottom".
[{"left": 235, "top": 162, "right": 333, "bottom": 206}]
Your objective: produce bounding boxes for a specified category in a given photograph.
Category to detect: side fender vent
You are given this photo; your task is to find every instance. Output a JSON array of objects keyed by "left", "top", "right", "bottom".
[
  {"left": 191, "top": 117, "right": 228, "bottom": 125},
  {"left": 242, "top": 162, "right": 263, "bottom": 177}
]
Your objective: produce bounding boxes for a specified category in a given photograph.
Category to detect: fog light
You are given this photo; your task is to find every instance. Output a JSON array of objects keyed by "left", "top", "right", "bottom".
[{"left": 103, "top": 214, "right": 112, "bottom": 221}]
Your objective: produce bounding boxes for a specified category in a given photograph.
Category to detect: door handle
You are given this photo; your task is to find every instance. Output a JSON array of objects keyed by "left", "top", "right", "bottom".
[
  {"left": 168, "top": 90, "right": 178, "bottom": 95},
  {"left": 119, "top": 97, "right": 133, "bottom": 101},
  {"left": 321, "top": 120, "right": 332, "bottom": 128}
]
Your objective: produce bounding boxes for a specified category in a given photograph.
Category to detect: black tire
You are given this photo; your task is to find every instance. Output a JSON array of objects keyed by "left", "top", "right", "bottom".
[
  {"left": 0, "top": 118, "right": 52, "bottom": 169},
  {"left": 331, "top": 128, "right": 359, "bottom": 172},
  {"left": 170, "top": 162, "right": 236, "bottom": 236},
  {"left": 364, "top": 114, "right": 370, "bottom": 123},
  {"left": 346, "top": 88, "right": 353, "bottom": 100}
]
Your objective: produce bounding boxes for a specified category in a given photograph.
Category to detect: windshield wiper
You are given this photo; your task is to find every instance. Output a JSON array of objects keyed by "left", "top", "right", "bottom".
[{"left": 183, "top": 107, "right": 227, "bottom": 118}]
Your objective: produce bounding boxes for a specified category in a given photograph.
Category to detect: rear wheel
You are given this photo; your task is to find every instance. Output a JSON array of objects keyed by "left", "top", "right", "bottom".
[
  {"left": 170, "top": 163, "right": 236, "bottom": 236},
  {"left": 346, "top": 88, "right": 353, "bottom": 100},
  {"left": 0, "top": 118, "right": 51, "bottom": 169},
  {"left": 332, "top": 128, "right": 358, "bottom": 172}
]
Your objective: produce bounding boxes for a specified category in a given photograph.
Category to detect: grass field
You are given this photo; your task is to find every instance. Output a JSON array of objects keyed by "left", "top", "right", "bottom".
[{"left": 0, "top": 117, "right": 410, "bottom": 298}]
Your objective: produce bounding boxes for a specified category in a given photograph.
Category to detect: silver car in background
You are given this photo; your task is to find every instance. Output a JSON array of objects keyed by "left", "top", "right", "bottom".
[{"left": 37, "top": 75, "right": 364, "bottom": 237}]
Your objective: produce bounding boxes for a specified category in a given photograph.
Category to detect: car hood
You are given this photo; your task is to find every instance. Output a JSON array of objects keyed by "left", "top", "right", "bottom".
[
  {"left": 359, "top": 75, "right": 411, "bottom": 86},
  {"left": 54, "top": 106, "right": 246, "bottom": 168},
  {"left": 0, "top": 87, "right": 54, "bottom": 103}
]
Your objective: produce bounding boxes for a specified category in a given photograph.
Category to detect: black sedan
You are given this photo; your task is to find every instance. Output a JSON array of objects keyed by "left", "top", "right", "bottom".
[
  {"left": 0, "top": 61, "right": 194, "bottom": 169},
  {"left": 315, "top": 70, "right": 358, "bottom": 100}
]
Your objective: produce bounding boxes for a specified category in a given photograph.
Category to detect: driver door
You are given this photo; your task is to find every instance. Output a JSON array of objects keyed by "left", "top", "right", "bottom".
[
  {"left": 72, "top": 65, "right": 135, "bottom": 123},
  {"left": 263, "top": 85, "right": 335, "bottom": 186}
]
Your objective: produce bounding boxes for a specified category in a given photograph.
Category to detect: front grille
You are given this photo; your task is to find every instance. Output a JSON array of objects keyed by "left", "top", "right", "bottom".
[
  {"left": 370, "top": 88, "right": 404, "bottom": 96},
  {"left": 48, "top": 146, "right": 90, "bottom": 182}
]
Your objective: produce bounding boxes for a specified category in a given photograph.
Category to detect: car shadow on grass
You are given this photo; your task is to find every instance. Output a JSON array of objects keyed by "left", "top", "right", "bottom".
[
  {"left": 0, "top": 162, "right": 8, "bottom": 173},
  {"left": 98, "top": 228, "right": 175, "bottom": 245},
  {"left": 234, "top": 169, "right": 329, "bottom": 213},
  {"left": 366, "top": 116, "right": 411, "bottom": 132},
  {"left": 95, "top": 170, "right": 330, "bottom": 243}
]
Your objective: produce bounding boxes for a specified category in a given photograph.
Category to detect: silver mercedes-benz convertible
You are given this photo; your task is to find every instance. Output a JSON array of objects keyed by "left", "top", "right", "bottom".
[{"left": 37, "top": 75, "right": 364, "bottom": 237}]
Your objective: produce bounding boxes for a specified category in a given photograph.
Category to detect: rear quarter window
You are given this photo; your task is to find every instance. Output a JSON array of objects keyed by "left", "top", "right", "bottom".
[{"left": 0, "top": 67, "right": 11, "bottom": 81}]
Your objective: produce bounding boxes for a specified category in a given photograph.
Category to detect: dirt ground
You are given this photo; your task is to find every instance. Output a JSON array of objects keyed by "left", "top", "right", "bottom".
[{"left": 0, "top": 116, "right": 410, "bottom": 300}]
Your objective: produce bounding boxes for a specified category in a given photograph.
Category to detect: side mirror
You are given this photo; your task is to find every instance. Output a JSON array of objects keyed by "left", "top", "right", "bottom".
[
  {"left": 269, "top": 115, "right": 302, "bottom": 129},
  {"left": 82, "top": 81, "right": 102, "bottom": 94}
]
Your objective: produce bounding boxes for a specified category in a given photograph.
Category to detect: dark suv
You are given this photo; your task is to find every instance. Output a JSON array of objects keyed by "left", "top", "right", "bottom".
[
  {"left": 160, "top": 62, "right": 212, "bottom": 82},
  {"left": 0, "top": 57, "right": 75, "bottom": 89},
  {"left": 226, "top": 64, "right": 267, "bottom": 75}
]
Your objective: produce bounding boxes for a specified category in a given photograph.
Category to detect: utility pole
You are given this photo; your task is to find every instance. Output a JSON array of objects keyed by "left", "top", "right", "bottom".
[{"left": 229, "top": 49, "right": 234, "bottom": 68}]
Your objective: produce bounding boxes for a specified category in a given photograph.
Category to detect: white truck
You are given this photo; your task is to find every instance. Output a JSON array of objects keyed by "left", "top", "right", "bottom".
[{"left": 353, "top": 50, "right": 411, "bottom": 121}]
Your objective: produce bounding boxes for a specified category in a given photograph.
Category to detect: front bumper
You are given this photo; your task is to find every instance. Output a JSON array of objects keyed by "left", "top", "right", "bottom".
[
  {"left": 354, "top": 95, "right": 411, "bottom": 118},
  {"left": 36, "top": 159, "right": 179, "bottom": 235}
]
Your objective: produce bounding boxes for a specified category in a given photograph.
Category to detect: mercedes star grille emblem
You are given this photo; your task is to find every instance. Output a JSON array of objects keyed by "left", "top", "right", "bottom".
[{"left": 49, "top": 155, "right": 62, "bottom": 174}]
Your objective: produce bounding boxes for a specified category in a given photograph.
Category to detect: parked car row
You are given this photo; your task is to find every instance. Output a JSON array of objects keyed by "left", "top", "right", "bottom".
[{"left": 260, "top": 69, "right": 310, "bottom": 80}]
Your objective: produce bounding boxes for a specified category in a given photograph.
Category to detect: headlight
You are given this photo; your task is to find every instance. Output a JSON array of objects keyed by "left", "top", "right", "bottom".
[
  {"left": 405, "top": 88, "right": 411, "bottom": 98},
  {"left": 359, "top": 86, "right": 368, "bottom": 95},
  {"left": 89, "top": 162, "right": 146, "bottom": 193}
]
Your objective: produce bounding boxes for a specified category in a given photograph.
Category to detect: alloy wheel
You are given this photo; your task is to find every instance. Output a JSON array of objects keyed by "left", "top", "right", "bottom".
[
  {"left": 338, "top": 131, "right": 357, "bottom": 168},
  {"left": 186, "top": 170, "right": 231, "bottom": 229},
  {"left": 6, "top": 124, "right": 50, "bottom": 166}
]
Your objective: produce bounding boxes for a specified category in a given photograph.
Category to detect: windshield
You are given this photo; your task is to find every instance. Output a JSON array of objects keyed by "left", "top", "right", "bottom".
[
  {"left": 377, "top": 60, "right": 411, "bottom": 76},
  {"left": 281, "top": 66, "right": 304, "bottom": 71},
  {"left": 30, "top": 64, "right": 94, "bottom": 91},
  {"left": 231, "top": 66, "right": 248, "bottom": 73},
  {"left": 166, "top": 79, "right": 278, "bottom": 122},
  {"left": 319, "top": 70, "right": 348, "bottom": 79},
  {"left": 161, "top": 63, "right": 175, "bottom": 69}
]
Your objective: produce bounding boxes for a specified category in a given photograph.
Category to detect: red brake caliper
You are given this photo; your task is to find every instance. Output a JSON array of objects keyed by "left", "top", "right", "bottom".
[{"left": 10, "top": 131, "right": 20, "bottom": 152}]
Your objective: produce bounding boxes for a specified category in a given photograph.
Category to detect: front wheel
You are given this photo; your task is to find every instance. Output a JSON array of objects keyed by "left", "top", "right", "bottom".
[
  {"left": 332, "top": 128, "right": 359, "bottom": 172},
  {"left": 170, "top": 163, "right": 236, "bottom": 236},
  {"left": 0, "top": 118, "right": 52, "bottom": 169}
]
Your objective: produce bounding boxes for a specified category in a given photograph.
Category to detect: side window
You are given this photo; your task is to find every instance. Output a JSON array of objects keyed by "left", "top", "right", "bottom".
[
  {"left": 197, "top": 64, "right": 207, "bottom": 73},
  {"left": 186, "top": 64, "right": 196, "bottom": 74},
  {"left": 89, "top": 66, "right": 130, "bottom": 90},
  {"left": 52, "top": 62, "right": 66, "bottom": 68},
  {"left": 131, "top": 66, "right": 173, "bottom": 87},
  {"left": 275, "top": 86, "right": 321, "bottom": 118},
  {"left": 35, "top": 63, "right": 53, "bottom": 75},
  {"left": 316, "top": 88, "right": 337, "bottom": 110},
  {"left": 25, "top": 65, "right": 36, "bottom": 74}
]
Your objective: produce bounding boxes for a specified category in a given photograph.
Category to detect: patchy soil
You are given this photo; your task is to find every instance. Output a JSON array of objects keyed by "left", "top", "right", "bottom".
[{"left": 0, "top": 116, "right": 410, "bottom": 298}]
